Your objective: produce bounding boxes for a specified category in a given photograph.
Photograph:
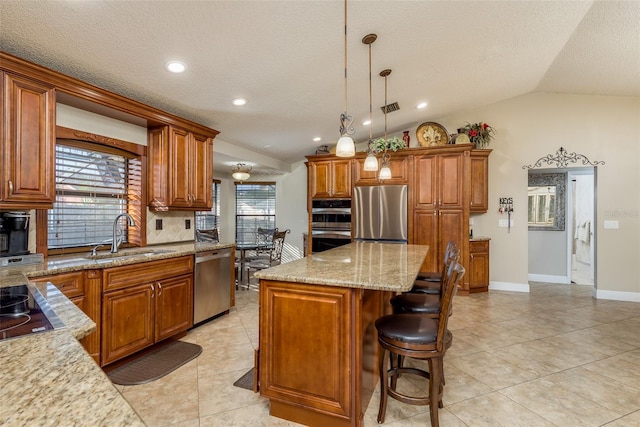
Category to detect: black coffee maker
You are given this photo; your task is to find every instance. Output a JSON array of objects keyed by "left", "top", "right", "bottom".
[{"left": 0, "top": 212, "right": 30, "bottom": 257}]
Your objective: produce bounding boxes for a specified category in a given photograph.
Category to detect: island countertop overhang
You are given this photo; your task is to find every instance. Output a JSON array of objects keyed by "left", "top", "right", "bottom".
[{"left": 254, "top": 242, "right": 429, "bottom": 292}]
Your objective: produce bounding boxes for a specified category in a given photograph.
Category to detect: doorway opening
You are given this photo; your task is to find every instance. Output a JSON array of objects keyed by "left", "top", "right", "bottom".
[
  {"left": 527, "top": 167, "right": 596, "bottom": 288},
  {"left": 568, "top": 168, "right": 595, "bottom": 286}
]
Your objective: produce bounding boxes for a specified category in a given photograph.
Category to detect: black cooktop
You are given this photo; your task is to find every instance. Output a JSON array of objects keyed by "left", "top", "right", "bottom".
[{"left": 0, "top": 284, "right": 63, "bottom": 341}]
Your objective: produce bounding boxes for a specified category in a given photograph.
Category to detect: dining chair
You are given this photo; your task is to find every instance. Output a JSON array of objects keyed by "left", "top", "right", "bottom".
[
  {"left": 245, "top": 227, "right": 277, "bottom": 262},
  {"left": 245, "top": 229, "right": 290, "bottom": 287},
  {"left": 375, "top": 262, "right": 465, "bottom": 427},
  {"left": 195, "top": 228, "right": 219, "bottom": 242}
]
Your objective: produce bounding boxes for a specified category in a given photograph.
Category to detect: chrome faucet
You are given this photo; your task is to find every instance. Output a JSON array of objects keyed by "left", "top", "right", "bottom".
[{"left": 111, "top": 213, "right": 136, "bottom": 253}]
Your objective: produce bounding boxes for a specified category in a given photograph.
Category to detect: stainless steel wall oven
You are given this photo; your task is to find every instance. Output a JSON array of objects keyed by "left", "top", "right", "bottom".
[{"left": 311, "top": 199, "right": 352, "bottom": 253}]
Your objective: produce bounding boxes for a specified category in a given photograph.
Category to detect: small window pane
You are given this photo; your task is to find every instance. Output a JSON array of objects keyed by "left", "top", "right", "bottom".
[
  {"left": 48, "top": 143, "right": 139, "bottom": 249},
  {"left": 236, "top": 183, "right": 276, "bottom": 244}
]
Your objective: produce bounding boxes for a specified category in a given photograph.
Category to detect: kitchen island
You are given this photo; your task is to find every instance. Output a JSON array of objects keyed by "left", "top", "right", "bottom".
[{"left": 254, "top": 242, "right": 428, "bottom": 427}]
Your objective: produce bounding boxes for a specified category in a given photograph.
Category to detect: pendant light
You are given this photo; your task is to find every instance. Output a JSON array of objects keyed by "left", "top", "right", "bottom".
[
  {"left": 378, "top": 69, "right": 392, "bottom": 180},
  {"left": 231, "top": 163, "right": 252, "bottom": 182},
  {"left": 335, "top": 0, "right": 356, "bottom": 157},
  {"left": 362, "top": 33, "right": 378, "bottom": 172}
]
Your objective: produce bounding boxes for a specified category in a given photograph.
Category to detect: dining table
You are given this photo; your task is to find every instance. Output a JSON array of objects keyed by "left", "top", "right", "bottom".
[{"left": 235, "top": 242, "right": 272, "bottom": 287}]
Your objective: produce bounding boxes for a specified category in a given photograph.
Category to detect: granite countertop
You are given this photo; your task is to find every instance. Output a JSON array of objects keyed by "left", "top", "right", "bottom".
[
  {"left": 254, "top": 242, "right": 429, "bottom": 292},
  {"left": 0, "top": 280, "right": 144, "bottom": 426},
  {"left": 470, "top": 236, "right": 491, "bottom": 241},
  {"left": 14, "top": 241, "right": 235, "bottom": 280},
  {"left": 0, "top": 240, "right": 235, "bottom": 426}
]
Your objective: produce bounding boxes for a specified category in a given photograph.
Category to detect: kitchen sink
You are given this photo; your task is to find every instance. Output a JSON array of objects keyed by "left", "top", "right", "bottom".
[{"left": 84, "top": 249, "right": 175, "bottom": 261}]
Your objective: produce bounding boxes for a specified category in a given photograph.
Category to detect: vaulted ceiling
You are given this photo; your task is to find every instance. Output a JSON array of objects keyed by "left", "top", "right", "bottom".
[{"left": 1, "top": 1, "right": 638, "bottom": 175}]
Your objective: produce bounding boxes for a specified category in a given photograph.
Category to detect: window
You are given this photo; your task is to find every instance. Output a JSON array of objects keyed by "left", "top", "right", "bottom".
[
  {"left": 235, "top": 182, "right": 276, "bottom": 244},
  {"left": 528, "top": 187, "right": 556, "bottom": 226},
  {"left": 196, "top": 180, "right": 221, "bottom": 231},
  {"left": 43, "top": 134, "right": 144, "bottom": 252}
]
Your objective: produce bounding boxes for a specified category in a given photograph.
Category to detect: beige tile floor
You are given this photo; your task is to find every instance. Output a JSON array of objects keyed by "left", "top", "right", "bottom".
[{"left": 116, "top": 283, "right": 640, "bottom": 426}]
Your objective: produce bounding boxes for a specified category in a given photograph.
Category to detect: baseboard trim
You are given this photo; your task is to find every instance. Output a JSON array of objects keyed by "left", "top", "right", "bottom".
[
  {"left": 595, "top": 289, "right": 640, "bottom": 302},
  {"left": 528, "top": 274, "right": 571, "bottom": 284},
  {"left": 489, "top": 281, "right": 530, "bottom": 293}
]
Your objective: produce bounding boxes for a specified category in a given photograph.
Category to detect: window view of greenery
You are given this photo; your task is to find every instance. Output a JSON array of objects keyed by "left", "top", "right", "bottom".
[
  {"left": 48, "top": 143, "right": 140, "bottom": 249},
  {"left": 235, "top": 183, "right": 276, "bottom": 244},
  {"left": 528, "top": 186, "right": 556, "bottom": 226}
]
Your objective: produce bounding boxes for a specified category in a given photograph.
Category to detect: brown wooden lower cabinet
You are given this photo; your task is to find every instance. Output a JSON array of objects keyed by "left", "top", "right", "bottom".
[
  {"left": 101, "top": 256, "right": 194, "bottom": 366},
  {"left": 259, "top": 279, "right": 391, "bottom": 427},
  {"left": 30, "top": 269, "right": 102, "bottom": 363},
  {"left": 469, "top": 239, "right": 490, "bottom": 293}
]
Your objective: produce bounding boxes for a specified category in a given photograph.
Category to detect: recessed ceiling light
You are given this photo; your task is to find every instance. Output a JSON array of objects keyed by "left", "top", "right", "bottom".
[
  {"left": 362, "top": 120, "right": 371, "bottom": 126},
  {"left": 313, "top": 137, "right": 322, "bottom": 142},
  {"left": 416, "top": 102, "right": 428, "bottom": 109},
  {"left": 232, "top": 98, "right": 247, "bottom": 106},
  {"left": 165, "top": 61, "right": 186, "bottom": 73}
]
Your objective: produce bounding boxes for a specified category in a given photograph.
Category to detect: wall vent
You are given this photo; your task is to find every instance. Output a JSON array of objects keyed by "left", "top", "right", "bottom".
[{"left": 380, "top": 102, "right": 400, "bottom": 114}]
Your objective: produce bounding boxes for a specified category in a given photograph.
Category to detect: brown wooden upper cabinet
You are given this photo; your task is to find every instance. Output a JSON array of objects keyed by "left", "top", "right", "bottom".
[
  {"left": 411, "top": 150, "right": 469, "bottom": 274},
  {"left": 0, "top": 71, "right": 56, "bottom": 209},
  {"left": 413, "top": 151, "right": 466, "bottom": 211},
  {"left": 148, "top": 125, "right": 213, "bottom": 210},
  {"left": 308, "top": 158, "right": 352, "bottom": 199},
  {"left": 470, "top": 149, "right": 491, "bottom": 212},
  {"left": 353, "top": 154, "right": 409, "bottom": 185}
]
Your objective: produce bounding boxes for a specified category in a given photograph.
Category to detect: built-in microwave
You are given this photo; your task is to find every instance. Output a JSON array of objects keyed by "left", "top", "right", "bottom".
[
  {"left": 311, "top": 199, "right": 352, "bottom": 253},
  {"left": 311, "top": 199, "right": 351, "bottom": 232}
]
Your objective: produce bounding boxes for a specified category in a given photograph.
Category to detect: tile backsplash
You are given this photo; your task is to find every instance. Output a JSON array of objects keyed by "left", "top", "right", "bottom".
[
  {"left": 146, "top": 209, "right": 195, "bottom": 245},
  {"left": 23, "top": 209, "right": 195, "bottom": 253}
]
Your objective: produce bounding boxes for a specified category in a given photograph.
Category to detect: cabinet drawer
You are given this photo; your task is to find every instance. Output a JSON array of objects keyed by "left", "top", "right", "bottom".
[
  {"left": 470, "top": 240, "right": 489, "bottom": 253},
  {"left": 31, "top": 271, "right": 85, "bottom": 299},
  {"left": 103, "top": 255, "right": 194, "bottom": 292}
]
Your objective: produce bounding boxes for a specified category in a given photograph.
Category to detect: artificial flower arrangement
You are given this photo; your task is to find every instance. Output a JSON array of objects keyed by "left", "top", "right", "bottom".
[
  {"left": 370, "top": 136, "right": 405, "bottom": 153},
  {"left": 460, "top": 122, "right": 495, "bottom": 148}
]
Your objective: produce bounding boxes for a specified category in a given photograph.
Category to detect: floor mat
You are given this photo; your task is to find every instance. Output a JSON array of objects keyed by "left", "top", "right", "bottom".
[
  {"left": 233, "top": 367, "right": 255, "bottom": 391},
  {"left": 107, "top": 341, "right": 202, "bottom": 386}
]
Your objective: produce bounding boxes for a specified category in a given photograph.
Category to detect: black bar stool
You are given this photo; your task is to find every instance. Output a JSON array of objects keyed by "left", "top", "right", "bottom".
[
  {"left": 375, "top": 262, "right": 465, "bottom": 427},
  {"left": 411, "top": 241, "right": 458, "bottom": 295}
]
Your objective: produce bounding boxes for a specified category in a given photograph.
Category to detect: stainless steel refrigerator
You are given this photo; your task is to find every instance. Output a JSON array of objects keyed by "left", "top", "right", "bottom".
[{"left": 353, "top": 185, "right": 408, "bottom": 243}]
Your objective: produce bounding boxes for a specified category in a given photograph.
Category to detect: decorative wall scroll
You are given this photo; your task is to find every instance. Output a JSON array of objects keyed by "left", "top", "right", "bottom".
[{"left": 522, "top": 147, "right": 605, "bottom": 170}]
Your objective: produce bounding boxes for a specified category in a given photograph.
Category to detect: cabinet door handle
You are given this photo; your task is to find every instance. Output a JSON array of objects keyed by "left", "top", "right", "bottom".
[
  {"left": 8, "top": 180, "right": 13, "bottom": 195},
  {"left": 158, "top": 282, "right": 162, "bottom": 296},
  {"left": 150, "top": 284, "right": 155, "bottom": 298}
]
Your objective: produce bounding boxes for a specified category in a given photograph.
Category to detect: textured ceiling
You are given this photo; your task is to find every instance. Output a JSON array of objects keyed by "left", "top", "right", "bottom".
[{"left": 1, "top": 1, "right": 638, "bottom": 174}]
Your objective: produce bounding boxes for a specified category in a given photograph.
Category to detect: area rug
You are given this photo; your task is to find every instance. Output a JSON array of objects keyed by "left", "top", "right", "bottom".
[
  {"left": 233, "top": 368, "right": 255, "bottom": 391},
  {"left": 107, "top": 341, "right": 202, "bottom": 386}
]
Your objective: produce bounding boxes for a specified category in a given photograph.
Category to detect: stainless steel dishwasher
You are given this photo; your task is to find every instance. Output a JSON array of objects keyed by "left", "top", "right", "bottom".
[{"left": 194, "top": 248, "right": 232, "bottom": 325}]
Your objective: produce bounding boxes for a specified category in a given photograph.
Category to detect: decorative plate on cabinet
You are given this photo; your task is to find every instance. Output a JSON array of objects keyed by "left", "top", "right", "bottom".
[
  {"left": 450, "top": 133, "right": 471, "bottom": 145},
  {"left": 416, "top": 122, "right": 449, "bottom": 147}
]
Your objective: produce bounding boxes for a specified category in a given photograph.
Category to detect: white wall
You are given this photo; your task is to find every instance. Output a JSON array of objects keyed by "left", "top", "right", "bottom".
[
  {"left": 529, "top": 229, "right": 568, "bottom": 279},
  {"left": 56, "top": 104, "right": 147, "bottom": 145},
  {"left": 432, "top": 92, "right": 640, "bottom": 299}
]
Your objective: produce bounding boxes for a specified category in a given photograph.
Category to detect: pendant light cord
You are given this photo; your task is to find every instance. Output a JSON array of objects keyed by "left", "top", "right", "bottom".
[
  {"left": 343, "top": 0, "right": 348, "bottom": 117},
  {"left": 368, "top": 40, "right": 373, "bottom": 143},
  {"left": 380, "top": 69, "right": 392, "bottom": 150}
]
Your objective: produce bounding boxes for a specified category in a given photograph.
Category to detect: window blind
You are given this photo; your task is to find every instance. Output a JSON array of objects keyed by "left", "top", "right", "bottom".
[
  {"left": 235, "top": 183, "right": 276, "bottom": 245},
  {"left": 196, "top": 181, "right": 221, "bottom": 232},
  {"left": 48, "top": 143, "right": 142, "bottom": 249}
]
